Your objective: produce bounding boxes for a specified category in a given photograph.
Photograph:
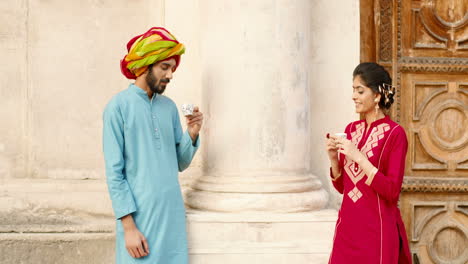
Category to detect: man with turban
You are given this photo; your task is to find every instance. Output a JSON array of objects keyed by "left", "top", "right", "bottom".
[{"left": 103, "top": 27, "right": 203, "bottom": 264}]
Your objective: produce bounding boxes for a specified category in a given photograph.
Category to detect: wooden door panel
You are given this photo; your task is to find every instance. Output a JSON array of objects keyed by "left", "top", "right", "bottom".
[
  {"left": 401, "top": 73, "right": 468, "bottom": 177},
  {"left": 360, "top": 0, "right": 468, "bottom": 263},
  {"left": 400, "top": 192, "right": 468, "bottom": 264},
  {"left": 401, "top": 0, "right": 468, "bottom": 57}
]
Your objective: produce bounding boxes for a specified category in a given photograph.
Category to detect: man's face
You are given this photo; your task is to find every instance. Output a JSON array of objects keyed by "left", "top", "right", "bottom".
[{"left": 145, "top": 58, "right": 177, "bottom": 94}]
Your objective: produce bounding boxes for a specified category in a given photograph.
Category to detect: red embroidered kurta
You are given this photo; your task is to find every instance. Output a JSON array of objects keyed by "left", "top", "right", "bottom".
[{"left": 329, "top": 116, "right": 411, "bottom": 264}]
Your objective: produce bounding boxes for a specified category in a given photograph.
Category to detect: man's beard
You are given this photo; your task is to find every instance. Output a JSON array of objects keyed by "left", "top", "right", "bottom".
[{"left": 146, "top": 67, "right": 170, "bottom": 94}]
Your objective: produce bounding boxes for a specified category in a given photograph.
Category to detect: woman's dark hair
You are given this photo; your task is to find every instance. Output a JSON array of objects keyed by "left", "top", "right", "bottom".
[{"left": 353, "top": 62, "right": 394, "bottom": 109}]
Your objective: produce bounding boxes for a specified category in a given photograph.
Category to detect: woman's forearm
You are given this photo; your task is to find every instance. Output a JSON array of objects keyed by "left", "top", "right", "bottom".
[{"left": 330, "top": 160, "right": 341, "bottom": 179}]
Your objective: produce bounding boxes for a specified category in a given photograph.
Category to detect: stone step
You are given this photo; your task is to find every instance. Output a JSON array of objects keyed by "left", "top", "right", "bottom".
[
  {"left": 0, "top": 210, "right": 337, "bottom": 264},
  {"left": 190, "top": 254, "right": 330, "bottom": 264},
  {"left": 186, "top": 210, "right": 337, "bottom": 264},
  {"left": 0, "top": 233, "right": 115, "bottom": 264}
]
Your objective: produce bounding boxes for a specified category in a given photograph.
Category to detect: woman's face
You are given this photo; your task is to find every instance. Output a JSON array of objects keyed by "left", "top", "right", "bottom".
[{"left": 352, "top": 75, "right": 380, "bottom": 115}]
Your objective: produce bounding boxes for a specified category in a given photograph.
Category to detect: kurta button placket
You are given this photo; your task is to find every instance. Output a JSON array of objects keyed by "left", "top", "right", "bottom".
[{"left": 150, "top": 97, "right": 161, "bottom": 149}]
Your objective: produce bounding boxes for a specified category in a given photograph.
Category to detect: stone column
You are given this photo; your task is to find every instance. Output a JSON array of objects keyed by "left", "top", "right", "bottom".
[{"left": 186, "top": 0, "right": 328, "bottom": 212}]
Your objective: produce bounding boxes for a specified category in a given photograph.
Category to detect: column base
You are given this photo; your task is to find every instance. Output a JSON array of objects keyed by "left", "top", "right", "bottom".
[{"left": 186, "top": 173, "right": 328, "bottom": 212}]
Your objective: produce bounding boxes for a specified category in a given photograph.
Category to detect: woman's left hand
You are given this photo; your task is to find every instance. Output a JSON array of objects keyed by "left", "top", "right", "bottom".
[{"left": 335, "top": 137, "right": 364, "bottom": 162}]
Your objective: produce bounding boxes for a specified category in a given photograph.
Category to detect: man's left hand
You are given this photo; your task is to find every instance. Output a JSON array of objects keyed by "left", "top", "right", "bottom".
[{"left": 186, "top": 106, "right": 203, "bottom": 143}]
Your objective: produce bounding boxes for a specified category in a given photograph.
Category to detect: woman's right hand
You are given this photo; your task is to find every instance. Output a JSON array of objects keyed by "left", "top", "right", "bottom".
[{"left": 326, "top": 134, "right": 339, "bottom": 164}]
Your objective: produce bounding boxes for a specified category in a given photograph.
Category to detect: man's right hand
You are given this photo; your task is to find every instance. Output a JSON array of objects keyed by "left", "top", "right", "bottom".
[{"left": 121, "top": 214, "right": 150, "bottom": 258}]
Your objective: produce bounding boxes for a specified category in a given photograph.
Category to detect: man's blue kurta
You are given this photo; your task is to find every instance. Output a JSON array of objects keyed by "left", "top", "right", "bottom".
[{"left": 103, "top": 84, "right": 199, "bottom": 264}]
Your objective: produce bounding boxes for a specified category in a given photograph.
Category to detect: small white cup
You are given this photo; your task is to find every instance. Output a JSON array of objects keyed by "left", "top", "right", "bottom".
[
  {"left": 181, "top": 104, "right": 194, "bottom": 116},
  {"left": 334, "top": 133, "right": 347, "bottom": 139}
]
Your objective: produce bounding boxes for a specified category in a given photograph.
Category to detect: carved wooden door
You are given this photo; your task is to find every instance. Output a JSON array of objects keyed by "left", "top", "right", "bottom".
[{"left": 360, "top": 0, "right": 467, "bottom": 263}]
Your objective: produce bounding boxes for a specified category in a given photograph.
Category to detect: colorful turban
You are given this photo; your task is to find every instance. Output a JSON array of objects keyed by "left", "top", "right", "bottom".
[{"left": 120, "top": 27, "right": 185, "bottom": 79}]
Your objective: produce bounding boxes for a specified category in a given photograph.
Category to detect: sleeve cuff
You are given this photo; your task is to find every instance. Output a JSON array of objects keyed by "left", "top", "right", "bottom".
[
  {"left": 192, "top": 134, "right": 200, "bottom": 147},
  {"left": 365, "top": 167, "right": 379, "bottom": 186},
  {"left": 183, "top": 130, "right": 200, "bottom": 149},
  {"left": 115, "top": 206, "right": 137, "bottom": 220},
  {"left": 330, "top": 167, "right": 342, "bottom": 181}
]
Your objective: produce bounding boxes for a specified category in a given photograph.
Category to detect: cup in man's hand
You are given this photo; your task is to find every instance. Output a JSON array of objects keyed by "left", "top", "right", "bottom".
[{"left": 181, "top": 104, "right": 194, "bottom": 116}]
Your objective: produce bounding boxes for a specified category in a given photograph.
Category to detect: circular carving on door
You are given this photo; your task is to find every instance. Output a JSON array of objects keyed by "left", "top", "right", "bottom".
[
  {"left": 434, "top": 0, "right": 467, "bottom": 26},
  {"left": 429, "top": 101, "right": 468, "bottom": 151},
  {"left": 433, "top": 106, "right": 468, "bottom": 148},
  {"left": 429, "top": 226, "right": 468, "bottom": 263}
]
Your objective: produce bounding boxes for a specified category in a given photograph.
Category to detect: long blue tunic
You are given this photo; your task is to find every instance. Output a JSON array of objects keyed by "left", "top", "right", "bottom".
[{"left": 103, "top": 84, "right": 199, "bottom": 264}]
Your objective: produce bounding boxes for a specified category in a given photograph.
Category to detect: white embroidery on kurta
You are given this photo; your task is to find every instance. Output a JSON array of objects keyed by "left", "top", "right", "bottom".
[
  {"left": 360, "top": 124, "right": 390, "bottom": 158},
  {"left": 348, "top": 186, "right": 363, "bottom": 202},
  {"left": 345, "top": 123, "right": 390, "bottom": 203},
  {"left": 350, "top": 123, "right": 365, "bottom": 145}
]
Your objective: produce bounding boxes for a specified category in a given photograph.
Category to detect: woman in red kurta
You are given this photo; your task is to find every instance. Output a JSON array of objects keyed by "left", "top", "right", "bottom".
[{"left": 326, "top": 63, "right": 411, "bottom": 264}]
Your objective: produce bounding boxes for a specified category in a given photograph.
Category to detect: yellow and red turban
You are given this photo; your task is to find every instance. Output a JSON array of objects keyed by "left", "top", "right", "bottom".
[{"left": 120, "top": 27, "right": 185, "bottom": 79}]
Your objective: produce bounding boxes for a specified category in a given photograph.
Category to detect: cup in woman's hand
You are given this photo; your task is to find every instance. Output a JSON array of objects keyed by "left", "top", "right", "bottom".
[{"left": 334, "top": 133, "right": 347, "bottom": 139}]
